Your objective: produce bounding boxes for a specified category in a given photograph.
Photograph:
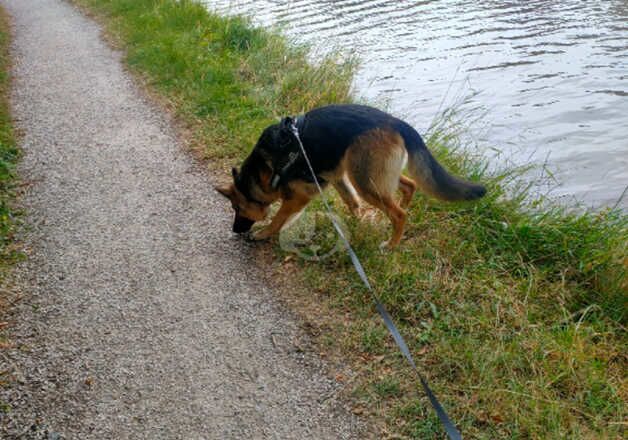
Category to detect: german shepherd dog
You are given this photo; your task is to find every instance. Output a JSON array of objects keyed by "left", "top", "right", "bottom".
[{"left": 216, "top": 104, "right": 486, "bottom": 248}]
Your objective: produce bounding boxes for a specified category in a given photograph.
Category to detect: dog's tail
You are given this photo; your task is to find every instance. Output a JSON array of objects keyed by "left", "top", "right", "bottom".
[{"left": 398, "top": 122, "right": 486, "bottom": 201}]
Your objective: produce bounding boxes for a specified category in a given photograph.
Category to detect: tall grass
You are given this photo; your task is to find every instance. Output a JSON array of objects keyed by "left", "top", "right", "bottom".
[{"left": 73, "top": 1, "right": 627, "bottom": 438}]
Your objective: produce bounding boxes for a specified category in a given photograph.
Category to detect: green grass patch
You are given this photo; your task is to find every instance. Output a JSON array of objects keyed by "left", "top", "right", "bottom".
[
  {"left": 72, "top": 1, "right": 627, "bottom": 438},
  {"left": 0, "top": 7, "right": 21, "bottom": 281},
  {"left": 0, "top": 3, "right": 23, "bottom": 411}
]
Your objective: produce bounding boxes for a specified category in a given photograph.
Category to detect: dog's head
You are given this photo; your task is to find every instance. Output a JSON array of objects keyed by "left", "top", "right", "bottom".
[
  {"left": 215, "top": 167, "right": 270, "bottom": 233},
  {"left": 216, "top": 118, "right": 297, "bottom": 233}
]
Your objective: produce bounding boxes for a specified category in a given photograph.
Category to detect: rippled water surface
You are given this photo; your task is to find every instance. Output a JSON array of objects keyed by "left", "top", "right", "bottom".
[{"left": 207, "top": 0, "right": 628, "bottom": 208}]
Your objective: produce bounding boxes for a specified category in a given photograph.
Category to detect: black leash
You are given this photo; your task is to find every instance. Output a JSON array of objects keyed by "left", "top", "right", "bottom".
[{"left": 287, "top": 120, "right": 463, "bottom": 440}]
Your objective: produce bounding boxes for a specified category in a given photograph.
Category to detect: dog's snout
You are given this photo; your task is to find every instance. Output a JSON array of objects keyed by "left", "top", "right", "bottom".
[{"left": 233, "top": 214, "right": 255, "bottom": 233}]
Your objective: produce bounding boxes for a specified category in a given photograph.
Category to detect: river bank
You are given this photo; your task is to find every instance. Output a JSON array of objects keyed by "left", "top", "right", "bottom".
[{"left": 70, "top": 1, "right": 627, "bottom": 438}]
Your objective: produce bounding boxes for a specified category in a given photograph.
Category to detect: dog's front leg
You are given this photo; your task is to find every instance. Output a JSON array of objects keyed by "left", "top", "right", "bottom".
[{"left": 251, "top": 196, "right": 309, "bottom": 240}]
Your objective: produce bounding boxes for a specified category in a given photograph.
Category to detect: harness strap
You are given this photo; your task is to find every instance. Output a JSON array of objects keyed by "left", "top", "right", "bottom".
[{"left": 270, "top": 150, "right": 300, "bottom": 189}]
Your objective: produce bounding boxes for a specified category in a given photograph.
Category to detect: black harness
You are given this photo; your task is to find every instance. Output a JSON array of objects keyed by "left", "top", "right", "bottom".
[{"left": 268, "top": 117, "right": 325, "bottom": 190}]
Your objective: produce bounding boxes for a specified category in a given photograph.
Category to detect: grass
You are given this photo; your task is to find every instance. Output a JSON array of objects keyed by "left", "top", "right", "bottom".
[
  {"left": 71, "top": 1, "right": 627, "bottom": 438},
  {"left": 0, "top": 7, "right": 19, "bottom": 267},
  {"left": 0, "top": 3, "right": 23, "bottom": 409},
  {"left": 0, "top": 7, "right": 21, "bottom": 297}
]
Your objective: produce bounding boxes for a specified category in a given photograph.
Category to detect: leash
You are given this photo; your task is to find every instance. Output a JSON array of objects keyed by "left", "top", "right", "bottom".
[{"left": 287, "top": 120, "right": 463, "bottom": 440}]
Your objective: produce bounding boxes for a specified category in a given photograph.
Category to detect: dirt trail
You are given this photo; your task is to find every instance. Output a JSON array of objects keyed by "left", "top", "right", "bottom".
[{"left": 0, "top": 0, "right": 362, "bottom": 438}]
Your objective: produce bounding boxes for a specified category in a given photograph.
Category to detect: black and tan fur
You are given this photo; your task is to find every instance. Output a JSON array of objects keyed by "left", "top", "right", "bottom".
[{"left": 216, "top": 104, "right": 486, "bottom": 248}]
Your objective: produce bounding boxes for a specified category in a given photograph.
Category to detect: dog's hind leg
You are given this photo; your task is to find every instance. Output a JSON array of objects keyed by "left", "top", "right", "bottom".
[
  {"left": 399, "top": 175, "right": 417, "bottom": 208},
  {"left": 354, "top": 190, "right": 407, "bottom": 249},
  {"left": 333, "top": 176, "right": 360, "bottom": 215},
  {"left": 345, "top": 129, "right": 408, "bottom": 248}
]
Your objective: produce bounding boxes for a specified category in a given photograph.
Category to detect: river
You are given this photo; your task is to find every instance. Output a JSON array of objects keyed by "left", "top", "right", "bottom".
[{"left": 206, "top": 0, "right": 628, "bottom": 209}]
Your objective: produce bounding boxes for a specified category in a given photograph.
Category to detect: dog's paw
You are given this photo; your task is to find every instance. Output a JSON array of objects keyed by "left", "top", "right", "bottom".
[
  {"left": 250, "top": 228, "right": 271, "bottom": 241},
  {"left": 379, "top": 239, "right": 400, "bottom": 252}
]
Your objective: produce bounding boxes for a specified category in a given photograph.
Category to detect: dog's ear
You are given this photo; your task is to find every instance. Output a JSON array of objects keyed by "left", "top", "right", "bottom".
[
  {"left": 231, "top": 167, "right": 239, "bottom": 179},
  {"left": 215, "top": 184, "right": 233, "bottom": 199}
]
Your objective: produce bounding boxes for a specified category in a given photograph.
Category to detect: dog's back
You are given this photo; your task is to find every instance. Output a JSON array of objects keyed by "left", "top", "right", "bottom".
[
  {"left": 296, "top": 104, "right": 398, "bottom": 174},
  {"left": 297, "top": 104, "right": 485, "bottom": 202}
]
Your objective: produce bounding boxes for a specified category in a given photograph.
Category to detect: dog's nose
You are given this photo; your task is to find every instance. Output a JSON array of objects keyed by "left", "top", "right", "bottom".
[{"left": 233, "top": 215, "right": 255, "bottom": 233}]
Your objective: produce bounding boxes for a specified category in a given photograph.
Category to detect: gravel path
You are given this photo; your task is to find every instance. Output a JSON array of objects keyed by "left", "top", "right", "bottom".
[{"left": 0, "top": 1, "right": 363, "bottom": 438}]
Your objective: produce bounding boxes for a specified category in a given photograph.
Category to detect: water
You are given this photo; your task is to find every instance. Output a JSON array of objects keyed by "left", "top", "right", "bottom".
[{"left": 207, "top": 0, "right": 628, "bottom": 209}]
